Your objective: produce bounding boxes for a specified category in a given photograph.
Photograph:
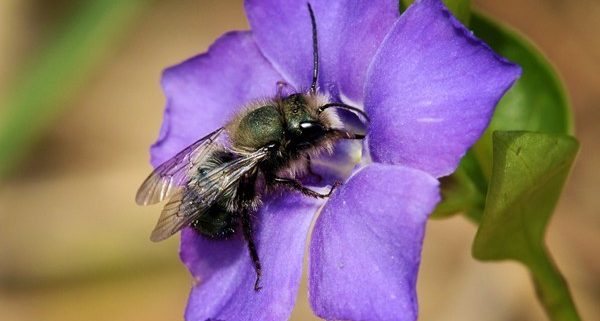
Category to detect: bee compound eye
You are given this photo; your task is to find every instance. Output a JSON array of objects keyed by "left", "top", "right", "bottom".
[{"left": 299, "top": 121, "right": 326, "bottom": 140}]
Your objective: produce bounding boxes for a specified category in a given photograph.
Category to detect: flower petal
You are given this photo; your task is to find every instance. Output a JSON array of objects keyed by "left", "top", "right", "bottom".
[
  {"left": 150, "top": 31, "right": 283, "bottom": 166},
  {"left": 245, "top": 0, "right": 398, "bottom": 101},
  {"left": 309, "top": 163, "right": 440, "bottom": 321},
  {"left": 181, "top": 194, "right": 320, "bottom": 321},
  {"left": 365, "top": 0, "right": 521, "bottom": 177}
]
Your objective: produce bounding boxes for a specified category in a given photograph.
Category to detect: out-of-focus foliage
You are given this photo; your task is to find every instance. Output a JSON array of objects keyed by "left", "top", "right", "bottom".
[{"left": 0, "top": 0, "right": 148, "bottom": 178}]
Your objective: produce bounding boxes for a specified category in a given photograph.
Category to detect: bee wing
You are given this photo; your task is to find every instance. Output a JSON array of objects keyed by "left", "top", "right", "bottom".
[
  {"left": 135, "top": 128, "right": 225, "bottom": 206},
  {"left": 149, "top": 146, "right": 270, "bottom": 242}
]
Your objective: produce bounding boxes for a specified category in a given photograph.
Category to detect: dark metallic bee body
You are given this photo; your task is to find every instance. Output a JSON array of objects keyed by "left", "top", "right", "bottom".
[
  {"left": 136, "top": 3, "right": 368, "bottom": 291},
  {"left": 190, "top": 149, "right": 246, "bottom": 239}
]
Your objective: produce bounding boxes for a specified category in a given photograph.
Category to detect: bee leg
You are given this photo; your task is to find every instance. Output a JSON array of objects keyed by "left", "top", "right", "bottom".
[
  {"left": 328, "top": 128, "right": 366, "bottom": 140},
  {"left": 241, "top": 208, "right": 262, "bottom": 291},
  {"left": 327, "top": 128, "right": 366, "bottom": 139},
  {"left": 273, "top": 177, "right": 340, "bottom": 198},
  {"left": 305, "top": 155, "right": 323, "bottom": 183}
]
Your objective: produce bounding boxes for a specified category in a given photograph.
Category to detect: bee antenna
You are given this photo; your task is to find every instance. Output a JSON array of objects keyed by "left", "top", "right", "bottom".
[
  {"left": 307, "top": 3, "right": 319, "bottom": 94},
  {"left": 318, "top": 103, "right": 371, "bottom": 123}
]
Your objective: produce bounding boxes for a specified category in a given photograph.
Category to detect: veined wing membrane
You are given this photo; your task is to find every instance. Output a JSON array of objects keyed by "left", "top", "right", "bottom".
[
  {"left": 149, "top": 146, "right": 270, "bottom": 242},
  {"left": 135, "top": 128, "right": 225, "bottom": 205}
]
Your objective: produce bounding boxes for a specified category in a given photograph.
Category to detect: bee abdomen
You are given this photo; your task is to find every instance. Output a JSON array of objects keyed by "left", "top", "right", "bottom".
[{"left": 191, "top": 204, "right": 237, "bottom": 239}]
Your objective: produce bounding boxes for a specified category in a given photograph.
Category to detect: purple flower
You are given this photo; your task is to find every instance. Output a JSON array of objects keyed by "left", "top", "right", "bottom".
[{"left": 148, "top": 0, "right": 521, "bottom": 320}]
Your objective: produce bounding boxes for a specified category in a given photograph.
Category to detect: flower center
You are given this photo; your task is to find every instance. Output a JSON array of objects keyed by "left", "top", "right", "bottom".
[
  {"left": 310, "top": 139, "right": 365, "bottom": 184},
  {"left": 310, "top": 94, "right": 369, "bottom": 184}
]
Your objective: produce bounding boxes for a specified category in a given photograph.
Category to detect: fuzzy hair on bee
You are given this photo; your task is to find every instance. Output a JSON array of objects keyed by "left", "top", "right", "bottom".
[{"left": 136, "top": 3, "right": 369, "bottom": 292}]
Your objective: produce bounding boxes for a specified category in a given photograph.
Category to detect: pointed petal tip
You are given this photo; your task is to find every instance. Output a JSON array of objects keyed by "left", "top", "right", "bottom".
[{"left": 365, "top": 0, "right": 522, "bottom": 178}]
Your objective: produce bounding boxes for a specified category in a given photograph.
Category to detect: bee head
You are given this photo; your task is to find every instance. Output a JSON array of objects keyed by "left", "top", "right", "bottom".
[{"left": 281, "top": 93, "right": 328, "bottom": 149}]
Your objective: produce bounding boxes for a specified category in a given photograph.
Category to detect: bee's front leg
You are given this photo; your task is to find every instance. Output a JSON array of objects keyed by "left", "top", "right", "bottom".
[
  {"left": 271, "top": 177, "right": 340, "bottom": 198},
  {"left": 327, "top": 128, "right": 366, "bottom": 140},
  {"left": 305, "top": 155, "right": 323, "bottom": 183}
]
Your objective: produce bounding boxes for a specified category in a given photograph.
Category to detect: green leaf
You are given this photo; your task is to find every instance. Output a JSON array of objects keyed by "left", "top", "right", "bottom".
[
  {"left": 433, "top": 13, "right": 573, "bottom": 220},
  {"left": 431, "top": 150, "right": 486, "bottom": 220},
  {"left": 400, "top": 0, "right": 471, "bottom": 24},
  {"left": 473, "top": 131, "right": 581, "bottom": 321},
  {"left": 470, "top": 14, "right": 573, "bottom": 178}
]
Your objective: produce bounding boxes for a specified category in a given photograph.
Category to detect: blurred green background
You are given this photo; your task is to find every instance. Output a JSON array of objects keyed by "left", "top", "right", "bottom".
[{"left": 0, "top": 0, "right": 598, "bottom": 320}]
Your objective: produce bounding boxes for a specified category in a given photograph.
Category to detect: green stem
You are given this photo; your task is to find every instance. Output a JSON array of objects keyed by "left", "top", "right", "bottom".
[
  {"left": 0, "top": 0, "right": 149, "bottom": 178},
  {"left": 527, "top": 249, "right": 581, "bottom": 321}
]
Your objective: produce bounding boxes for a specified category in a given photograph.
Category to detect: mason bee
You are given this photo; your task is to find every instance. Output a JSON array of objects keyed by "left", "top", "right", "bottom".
[{"left": 136, "top": 3, "right": 368, "bottom": 291}]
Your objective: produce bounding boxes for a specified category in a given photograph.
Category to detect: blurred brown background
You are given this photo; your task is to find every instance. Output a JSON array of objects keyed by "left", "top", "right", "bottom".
[{"left": 0, "top": 0, "right": 598, "bottom": 320}]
